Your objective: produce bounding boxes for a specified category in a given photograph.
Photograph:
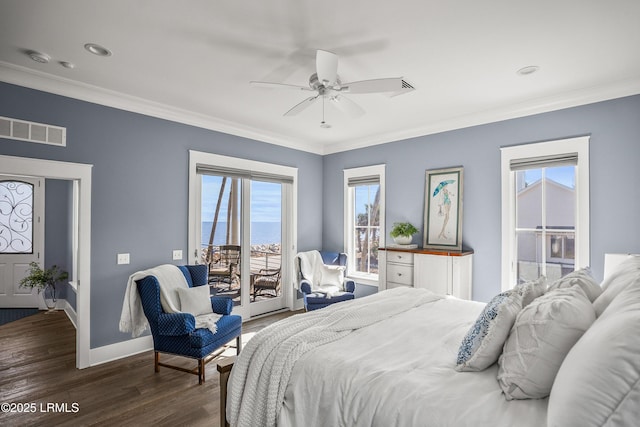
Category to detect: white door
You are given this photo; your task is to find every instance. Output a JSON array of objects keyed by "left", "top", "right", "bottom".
[{"left": 0, "top": 176, "right": 44, "bottom": 308}]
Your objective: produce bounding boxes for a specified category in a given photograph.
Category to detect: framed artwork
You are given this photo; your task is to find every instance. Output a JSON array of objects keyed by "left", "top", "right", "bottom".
[{"left": 424, "top": 166, "right": 464, "bottom": 251}]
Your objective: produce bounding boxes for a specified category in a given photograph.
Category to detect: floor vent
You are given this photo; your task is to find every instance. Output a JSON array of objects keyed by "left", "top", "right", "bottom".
[{"left": 0, "top": 116, "right": 66, "bottom": 147}]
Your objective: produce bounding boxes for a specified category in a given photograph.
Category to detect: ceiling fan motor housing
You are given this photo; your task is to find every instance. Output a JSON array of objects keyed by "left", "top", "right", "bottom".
[{"left": 309, "top": 73, "right": 341, "bottom": 92}]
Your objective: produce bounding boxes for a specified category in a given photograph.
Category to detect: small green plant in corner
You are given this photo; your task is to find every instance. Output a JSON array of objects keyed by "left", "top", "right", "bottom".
[
  {"left": 19, "top": 261, "right": 69, "bottom": 295},
  {"left": 390, "top": 222, "right": 419, "bottom": 238}
]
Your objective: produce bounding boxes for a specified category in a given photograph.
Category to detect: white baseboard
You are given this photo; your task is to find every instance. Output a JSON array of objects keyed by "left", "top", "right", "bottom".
[
  {"left": 89, "top": 335, "right": 153, "bottom": 367},
  {"left": 63, "top": 300, "right": 77, "bottom": 329}
]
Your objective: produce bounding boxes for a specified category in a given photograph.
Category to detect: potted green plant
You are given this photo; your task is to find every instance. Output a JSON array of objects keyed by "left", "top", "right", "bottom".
[
  {"left": 19, "top": 262, "right": 69, "bottom": 312},
  {"left": 390, "top": 222, "right": 419, "bottom": 245}
]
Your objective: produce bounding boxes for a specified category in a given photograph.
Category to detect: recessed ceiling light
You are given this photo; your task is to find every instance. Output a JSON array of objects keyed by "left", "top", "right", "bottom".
[
  {"left": 517, "top": 65, "right": 540, "bottom": 76},
  {"left": 84, "top": 43, "right": 112, "bottom": 57},
  {"left": 60, "top": 61, "right": 75, "bottom": 69},
  {"left": 27, "top": 50, "right": 50, "bottom": 64}
]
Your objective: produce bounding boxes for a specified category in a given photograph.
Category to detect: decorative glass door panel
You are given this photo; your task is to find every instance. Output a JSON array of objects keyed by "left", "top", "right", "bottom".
[{"left": 0, "top": 177, "right": 43, "bottom": 308}]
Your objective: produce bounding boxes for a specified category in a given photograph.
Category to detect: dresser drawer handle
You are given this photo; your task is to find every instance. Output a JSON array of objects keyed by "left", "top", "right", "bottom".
[{"left": 397, "top": 273, "right": 402, "bottom": 277}]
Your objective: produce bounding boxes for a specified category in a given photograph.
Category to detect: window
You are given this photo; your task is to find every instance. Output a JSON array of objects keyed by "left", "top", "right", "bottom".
[
  {"left": 344, "top": 165, "right": 385, "bottom": 284},
  {"left": 501, "top": 136, "right": 589, "bottom": 290}
]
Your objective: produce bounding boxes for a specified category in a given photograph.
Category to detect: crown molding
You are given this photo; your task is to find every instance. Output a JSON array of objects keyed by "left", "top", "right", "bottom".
[
  {"left": 2, "top": 61, "right": 638, "bottom": 157},
  {"left": 321, "top": 77, "right": 640, "bottom": 154},
  {"left": 0, "top": 61, "right": 324, "bottom": 155}
]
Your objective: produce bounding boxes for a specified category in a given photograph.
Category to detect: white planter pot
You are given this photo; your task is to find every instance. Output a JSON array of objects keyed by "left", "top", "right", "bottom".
[{"left": 393, "top": 235, "right": 413, "bottom": 245}]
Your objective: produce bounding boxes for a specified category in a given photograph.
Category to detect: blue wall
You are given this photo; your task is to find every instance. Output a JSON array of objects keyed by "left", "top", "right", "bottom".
[
  {"left": 44, "top": 179, "right": 73, "bottom": 300},
  {"left": 0, "top": 82, "right": 323, "bottom": 348},
  {"left": 323, "top": 94, "right": 640, "bottom": 302}
]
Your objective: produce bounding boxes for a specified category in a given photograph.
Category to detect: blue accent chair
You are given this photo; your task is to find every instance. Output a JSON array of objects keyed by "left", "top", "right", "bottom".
[
  {"left": 297, "top": 251, "right": 356, "bottom": 311},
  {"left": 136, "top": 264, "right": 242, "bottom": 384}
]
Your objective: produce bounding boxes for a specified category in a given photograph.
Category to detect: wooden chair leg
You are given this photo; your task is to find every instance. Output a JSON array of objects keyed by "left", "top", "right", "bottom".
[
  {"left": 237, "top": 335, "right": 242, "bottom": 354},
  {"left": 155, "top": 351, "right": 160, "bottom": 373}
]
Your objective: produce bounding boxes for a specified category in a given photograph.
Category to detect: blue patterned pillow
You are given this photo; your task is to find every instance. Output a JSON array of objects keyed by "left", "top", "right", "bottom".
[{"left": 456, "top": 289, "right": 523, "bottom": 372}]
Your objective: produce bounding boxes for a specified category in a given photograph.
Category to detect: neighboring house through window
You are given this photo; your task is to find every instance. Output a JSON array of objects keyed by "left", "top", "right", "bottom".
[
  {"left": 344, "top": 164, "right": 385, "bottom": 285},
  {"left": 501, "top": 136, "right": 590, "bottom": 290}
]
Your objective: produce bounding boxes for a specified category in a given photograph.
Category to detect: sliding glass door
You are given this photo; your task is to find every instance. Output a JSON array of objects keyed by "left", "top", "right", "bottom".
[{"left": 190, "top": 151, "right": 296, "bottom": 320}]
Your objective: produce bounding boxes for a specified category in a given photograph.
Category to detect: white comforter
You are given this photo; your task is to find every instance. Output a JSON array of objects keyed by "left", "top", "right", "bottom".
[
  {"left": 227, "top": 289, "right": 547, "bottom": 427},
  {"left": 228, "top": 287, "right": 443, "bottom": 427},
  {"left": 279, "top": 293, "right": 548, "bottom": 427}
]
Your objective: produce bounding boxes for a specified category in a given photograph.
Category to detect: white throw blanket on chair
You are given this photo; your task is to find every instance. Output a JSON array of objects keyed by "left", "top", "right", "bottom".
[
  {"left": 295, "top": 250, "right": 346, "bottom": 297},
  {"left": 119, "top": 264, "right": 220, "bottom": 337},
  {"left": 228, "top": 287, "right": 443, "bottom": 427}
]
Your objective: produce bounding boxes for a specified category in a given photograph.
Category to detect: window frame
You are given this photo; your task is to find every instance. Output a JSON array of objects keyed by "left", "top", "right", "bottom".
[
  {"left": 343, "top": 164, "right": 385, "bottom": 286},
  {"left": 500, "top": 136, "right": 590, "bottom": 291}
]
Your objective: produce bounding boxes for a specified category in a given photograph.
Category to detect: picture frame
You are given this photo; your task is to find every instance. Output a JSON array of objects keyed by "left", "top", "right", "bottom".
[{"left": 423, "top": 166, "right": 464, "bottom": 251}]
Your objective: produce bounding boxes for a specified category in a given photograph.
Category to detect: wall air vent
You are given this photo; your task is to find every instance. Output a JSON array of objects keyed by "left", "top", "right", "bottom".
[
  {"left": 0, "top": 116, "right": 66, "bottom": 147},
  {"left": 387, "top": 79, "right": 416, "bottom": 97}
]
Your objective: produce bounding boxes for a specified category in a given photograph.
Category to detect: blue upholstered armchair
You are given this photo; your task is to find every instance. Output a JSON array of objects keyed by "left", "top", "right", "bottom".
[
  {"left": 296, "top": 251, "right": 356, "bottom": 311},
  {"left": 136, "top": 264, "right": 242, "bottom": 384}
]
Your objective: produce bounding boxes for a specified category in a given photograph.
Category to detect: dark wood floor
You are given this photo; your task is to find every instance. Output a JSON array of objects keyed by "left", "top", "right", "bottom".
[{"left": 0, "top": 309, "right": 299, "bottom": 426}]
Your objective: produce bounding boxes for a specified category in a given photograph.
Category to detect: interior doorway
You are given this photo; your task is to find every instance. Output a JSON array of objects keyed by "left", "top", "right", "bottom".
[{"left": 0, "top": 155, "right": 92, "bottom": 369}]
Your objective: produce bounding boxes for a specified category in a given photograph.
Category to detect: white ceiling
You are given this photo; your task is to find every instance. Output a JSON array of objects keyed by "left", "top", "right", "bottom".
[{"left": 1, "top": 0, "right": 639, "bottom": 155}]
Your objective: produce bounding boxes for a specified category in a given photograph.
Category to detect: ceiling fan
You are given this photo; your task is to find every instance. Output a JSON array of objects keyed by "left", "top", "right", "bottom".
[{"left": 251, "top": 50, "right": 404, "bottom": 127}]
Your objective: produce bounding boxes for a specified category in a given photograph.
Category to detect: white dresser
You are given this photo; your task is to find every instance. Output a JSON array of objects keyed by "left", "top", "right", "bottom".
[
  {"left": 380, "top": 247, "right": 473, "bottom": 299},
  {"left": 385, "top": 250, "right": 414, "bottom": 289}
]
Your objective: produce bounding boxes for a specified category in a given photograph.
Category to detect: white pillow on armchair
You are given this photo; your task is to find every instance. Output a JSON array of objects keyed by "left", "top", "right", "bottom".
[{"left": 321, "top": 265, "right": 345, "bottom": 288}]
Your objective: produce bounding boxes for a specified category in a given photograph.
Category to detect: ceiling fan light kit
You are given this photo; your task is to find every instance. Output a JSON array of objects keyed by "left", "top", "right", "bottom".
[{"left": 251, "top": 50, "right": 406, "bottom": 125}]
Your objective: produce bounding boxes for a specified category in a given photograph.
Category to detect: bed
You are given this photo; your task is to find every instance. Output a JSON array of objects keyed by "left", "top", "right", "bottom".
[{"left": 219, "top": 254, "right": 640, "bottom": 427}]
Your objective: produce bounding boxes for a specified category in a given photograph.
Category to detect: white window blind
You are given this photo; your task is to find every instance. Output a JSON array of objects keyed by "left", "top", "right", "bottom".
[
  {"left": 510, "top": 153, "right": 578, "bottom": 171},
  {"left": 347, "top": 175, "right": 380, "bottom": 187},
  {"left": 196, "top": 164, "right": 294, "bottom": 184}
]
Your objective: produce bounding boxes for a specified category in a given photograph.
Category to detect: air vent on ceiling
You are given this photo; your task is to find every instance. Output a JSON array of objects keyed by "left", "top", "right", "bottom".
[
  {"left": 387, "top": 79, "right": 416, "bottom": 97},
  {"left": 0, "top": 116, "right": 66, "bottom": 147}
]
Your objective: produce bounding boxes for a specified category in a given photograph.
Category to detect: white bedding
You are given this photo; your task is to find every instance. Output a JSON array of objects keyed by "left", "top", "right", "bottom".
[
  {"left": 228, "top": 287, "right": 443, "bottom": 427},
  {"left": 278, "top": 294, "right": 548, "bottom": 427}
]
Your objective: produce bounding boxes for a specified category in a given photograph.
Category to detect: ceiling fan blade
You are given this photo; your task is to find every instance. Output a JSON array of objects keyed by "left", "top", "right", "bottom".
[
  {"left": 284, "top": 96, "right": 319, "bottom": 116},
  {"left": 316, "top": 50, "right": 338, "bottom": 86},
  {"left": 330, "top": 94, "right": 365, "bottom": 118},
  {"left": 340, "top": 77, "right": 404, "bottom": 94},
  {"left": 250, "top": 81, "right": 312, "bottom": 91}
]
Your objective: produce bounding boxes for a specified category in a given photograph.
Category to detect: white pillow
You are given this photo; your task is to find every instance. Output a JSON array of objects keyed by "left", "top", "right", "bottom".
[
  {"left": 497, "top": 285, "right": 595, "bottom": 400},
  {"left": 321, "top": 265, "right": 345, "bottom": 288},
  {"left": 547, "top": 267, "right": 602, "bottom": 302},
  {"left": 176, "top": 285, "right": 213, "bottom": 316},
  {"left": 516, "top": 276, "right": 547, "bottom": 307},
  {"left": 455, "top": 289, "right": 523, "bottom": 372},
  {"left": 593, "top": 255, "right": 640, "bottom": 317},
  {"left": 548, "top": 280, "right": 640, "bottom": 426}
]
